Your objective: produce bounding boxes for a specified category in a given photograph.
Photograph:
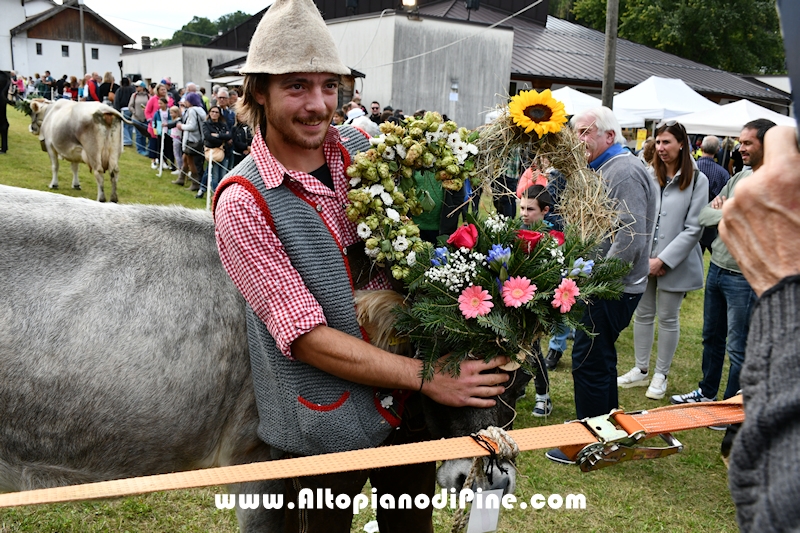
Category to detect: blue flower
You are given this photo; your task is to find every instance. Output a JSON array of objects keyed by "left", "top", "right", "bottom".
[
  {"left": 431, "top": 247, "right": 449, "bottom": 266},
  {"left": 487, "top": 244, "right": 511, "bottom": 270},
  {"left": 570, "top": 257, "right": 594, "bottom": 277}
]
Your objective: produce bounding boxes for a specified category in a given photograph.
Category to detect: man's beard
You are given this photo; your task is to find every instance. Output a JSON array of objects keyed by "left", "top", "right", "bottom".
[{"left": 265, "top": 103, "right": 331, "bottom": 150}]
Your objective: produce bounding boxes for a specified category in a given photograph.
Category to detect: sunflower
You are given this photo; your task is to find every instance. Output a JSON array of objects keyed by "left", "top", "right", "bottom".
[{"left": 508, "top": 89, "right": 568, "bottom": 137}]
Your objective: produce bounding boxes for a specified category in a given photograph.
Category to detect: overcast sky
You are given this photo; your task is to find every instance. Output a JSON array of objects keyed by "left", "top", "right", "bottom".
[{"left": 72, "top": 1, "right": 272, "bottom": 47}]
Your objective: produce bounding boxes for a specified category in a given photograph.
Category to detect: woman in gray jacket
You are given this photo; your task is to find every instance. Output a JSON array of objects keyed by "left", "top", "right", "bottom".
[{"left": 618, "top": 121, "right": 709, "bottom": 399}]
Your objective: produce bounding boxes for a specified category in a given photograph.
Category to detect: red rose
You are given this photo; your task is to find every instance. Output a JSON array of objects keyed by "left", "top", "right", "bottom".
[
  {"left": 549, "top": 230, "right": 565, "bottom": 246},
  {"left": 517, "top": 229, "right": 544, "bottom": 253},
  {"left": 448, "top": 224, "right": 479, "bottom": 249}
]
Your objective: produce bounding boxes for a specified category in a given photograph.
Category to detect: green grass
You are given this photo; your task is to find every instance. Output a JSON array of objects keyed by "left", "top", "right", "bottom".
[{"left": 0, "top": 107, "right": 738, "bottom": 532}]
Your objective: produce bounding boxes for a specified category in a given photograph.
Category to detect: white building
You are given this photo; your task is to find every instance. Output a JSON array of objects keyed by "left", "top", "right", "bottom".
[
  {"left": 327, "top": 13, "right": 514, "bottom": 130},
  {"left": 4, "top": 0, "right": 133, "bottom": 79},
  {"left": 120, "top": 44, "right": 244, "bottom": 93}
]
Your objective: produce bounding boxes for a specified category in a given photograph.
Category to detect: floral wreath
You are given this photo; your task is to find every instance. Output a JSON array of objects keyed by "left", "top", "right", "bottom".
[{"left": 347, "top": 90, "right": 626, "bottom": 377}]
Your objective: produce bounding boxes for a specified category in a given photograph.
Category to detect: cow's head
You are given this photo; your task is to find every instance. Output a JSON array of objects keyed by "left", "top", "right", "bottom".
[
  {"left": 355, "top": 290, "right": 526, "bottom": 495},
  {"left": 28, "top": 98, "right": 52, "bottom": 137},
  {"left": 423, "top": 362, "right": 526, "bottom": 494}
]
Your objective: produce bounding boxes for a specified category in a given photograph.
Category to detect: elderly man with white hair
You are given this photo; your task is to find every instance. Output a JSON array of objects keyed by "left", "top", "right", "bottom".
[{"left": 546, "top": 106, "right": 657, "bottom": 464}]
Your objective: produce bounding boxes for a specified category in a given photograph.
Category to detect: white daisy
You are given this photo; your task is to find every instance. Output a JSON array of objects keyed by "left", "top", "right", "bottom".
[
  {"left": 369, "top": 184, "right": 385, "bottom": 197},
  {"left": 451, "top": 141, "right": 468, "bottom": 163},
  {"left": 393, "top": 235, "right": 409, "bottom": 252},
  {"left": 380, "top": 395, "right": 394, "bottom": 409},
  {"left": 365, "top": 246, "right": 380, "bottom": 258},
  {"left": 406, "top": 250, "right": 416, "bottom": 266},
  {"left": 369, "top": 134, "right": 386, "bottom": 146},
  {"left": 380, "top": 192, "right": 394, "bottom": 206},
  {"left": 382, "top": 146, "right": 395, "bottom": 160},
  {"left": 357, "top": 222, "right": 372, "bottom": 239},
  {"left": 395, "top": 144, "right": 407, "bottom": 160},
  {"left": 386, "top": 208, "right": 401, "bottom": 223},
  {"left": 349, "top": 177, "right": 361, "bottom": 187},
  {"left": 447, "top": 132, "right": 462, "bottom": 147}
]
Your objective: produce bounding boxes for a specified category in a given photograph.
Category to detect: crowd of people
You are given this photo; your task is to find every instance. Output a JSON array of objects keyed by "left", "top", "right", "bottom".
[{"left": 9, "top": 68, "right": 256, "bottom": 200}]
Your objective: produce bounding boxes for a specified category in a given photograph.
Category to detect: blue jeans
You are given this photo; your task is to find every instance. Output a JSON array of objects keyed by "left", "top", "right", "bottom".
[
  {"left": 200, "top": 157, "right": 226, "bottom": 194},
  {"left": 122, "top": 108, "right": 133, "bottom": 146},
  {"left": 135, "top": 127, "right": 149, "bottom": 156},
  {"left": 698, "top": 263, "right": 756, "bottom": 400},
  {"left": 549, "top": 322, "right": 571, "bottom": 353},
  {"left": 572, "top": 293, "right": 642, "bottom": 419}
]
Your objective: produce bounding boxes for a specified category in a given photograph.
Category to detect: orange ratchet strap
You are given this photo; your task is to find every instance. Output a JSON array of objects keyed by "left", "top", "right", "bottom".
[{"left": 0, "top": 396, "right": 743, "bottom": 508}]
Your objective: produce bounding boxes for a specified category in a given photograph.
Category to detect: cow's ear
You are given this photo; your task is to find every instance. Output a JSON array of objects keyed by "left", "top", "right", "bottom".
[{"left": 31, "top": 102, "right": 40, "bottom": 113}]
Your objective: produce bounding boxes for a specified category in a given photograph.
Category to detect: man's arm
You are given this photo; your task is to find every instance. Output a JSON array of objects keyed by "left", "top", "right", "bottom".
[
  {"left": 605, "top": 166, "right": 651, "bottom": 265},
  {"left": 293, "top": 326, "right": 509, "bottom": 408},
  {"left": 698, "top": 175, "right": 736, "bottom": 227},
  {"left": 719, "top": 126, "right": 800, "bottom": 295}
]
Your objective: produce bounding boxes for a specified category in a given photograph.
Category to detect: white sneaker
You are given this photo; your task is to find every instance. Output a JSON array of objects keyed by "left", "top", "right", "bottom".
[
  {"left": 150, "top": 160, "right": 158, "bottom": 169},
  {"left": 161, "top": 161, "right": 170, "bottom": 169},
  {"left": 617, "top": 367, "right": 649, "bottom": 388},
  {"left": 170, "top": 169, "right": 181, "bottom": 175},
  {"left": 645, "top": 373, "right": 668, "bottom": 400}
]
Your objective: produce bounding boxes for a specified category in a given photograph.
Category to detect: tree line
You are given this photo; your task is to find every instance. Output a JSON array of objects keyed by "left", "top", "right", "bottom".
[
  {"left": 549, "top": 0, "right": 786, "bottom": 75},
  {"left": 152, "top": 11, "right": 252, "bottom": 47}
]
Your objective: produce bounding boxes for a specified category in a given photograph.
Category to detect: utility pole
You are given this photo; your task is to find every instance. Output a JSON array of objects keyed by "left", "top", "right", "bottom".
[
  {"left": 601, "top": 0, "right": 619, "bottom": 109},
  {"left": 79, "top": 0, "right": 87, "bottom": 76}
]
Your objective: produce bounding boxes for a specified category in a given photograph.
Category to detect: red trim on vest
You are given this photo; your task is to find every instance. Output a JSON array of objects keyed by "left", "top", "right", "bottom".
[
  {"left": 298, "top": 391, "right": 350, "bottom": 412},
  {"left": 337, "top": 142, "right": 352, "bottom": 171},
  {"left": 212, "top": 175, "right": 276, "bottom": 235}
]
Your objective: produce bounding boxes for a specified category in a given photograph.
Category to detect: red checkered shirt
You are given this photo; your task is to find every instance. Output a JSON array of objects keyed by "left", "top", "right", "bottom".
[{"left": 214, "top": 126, "right": 389, "bottom": 358}]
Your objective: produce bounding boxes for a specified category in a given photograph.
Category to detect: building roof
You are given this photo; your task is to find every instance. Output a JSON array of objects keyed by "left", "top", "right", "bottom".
[
  {"left": 11, "top": 0, "right": 135, "bottom": 45},
  {"left": 418, "top": 0, "right": 790, "bottom": 106}
]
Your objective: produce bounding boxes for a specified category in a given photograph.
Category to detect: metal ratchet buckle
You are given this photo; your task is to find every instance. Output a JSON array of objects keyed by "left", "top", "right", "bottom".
[{"left": 574, "top": 409, "right": 684, "bottom": 472}]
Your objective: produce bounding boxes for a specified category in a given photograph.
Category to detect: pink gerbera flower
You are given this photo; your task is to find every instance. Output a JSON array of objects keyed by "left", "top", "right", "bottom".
[
  {"left": 458, "top": 285, "right": 494, "bottom": 319},
  {"left": 502, "top": 276, "right": 536, "bottom": 308},
  {"left": 552, "top": 278, "right": 580, "bottom": 313}
]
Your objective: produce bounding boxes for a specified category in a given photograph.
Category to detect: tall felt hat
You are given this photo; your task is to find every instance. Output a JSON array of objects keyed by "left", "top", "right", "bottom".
[{"left": 240, "top": 0, "right": 350, "bottom": 76}]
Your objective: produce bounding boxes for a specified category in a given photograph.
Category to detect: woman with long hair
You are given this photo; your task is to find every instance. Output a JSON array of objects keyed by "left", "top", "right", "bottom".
[
  {"left": 196, "top": 105, "right": 231, "bottom": 199},
  {"left": 618, "top": 121, "right": 709, "bottom": 399}
]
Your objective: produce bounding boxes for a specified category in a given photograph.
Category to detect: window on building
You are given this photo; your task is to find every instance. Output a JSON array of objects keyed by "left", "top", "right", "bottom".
[
  {"left": 36, "top": 43, "right": 42, "bottom": 55},
  {"left": 61, "top": 45, "right": 69, "bottom": 57},
  {"left": 91, "top": 48, "right": 99, "bottom": 60}
]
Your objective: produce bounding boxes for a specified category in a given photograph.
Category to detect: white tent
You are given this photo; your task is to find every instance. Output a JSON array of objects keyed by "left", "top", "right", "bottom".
[
  {"left": 613, "top": 76, "right": 719, "bottom": 121},
  {"left": 671, "top": 99, "right": 796, "bottom": 137},
  {"left": 551, "top": 86, "right": 645, "bottom": 128}
]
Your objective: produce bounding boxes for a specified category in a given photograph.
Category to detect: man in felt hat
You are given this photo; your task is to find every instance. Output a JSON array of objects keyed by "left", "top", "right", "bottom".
[{"left": 212, "top": 0, "right": 510, "bottom": 530}]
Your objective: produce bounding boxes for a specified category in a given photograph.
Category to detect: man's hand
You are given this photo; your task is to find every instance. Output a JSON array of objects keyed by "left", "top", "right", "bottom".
[
  {"left": 420, "top": 356, "right": 510, "bottom": 409},
  {"left": 710, "top": 195, "right": 727, "bottom": 210},
  {"left": 649, "top": 257, "right": 666, "bottom": 277},
  {"left": 720, "top": 126, "right": 800, "bottom": 296}
]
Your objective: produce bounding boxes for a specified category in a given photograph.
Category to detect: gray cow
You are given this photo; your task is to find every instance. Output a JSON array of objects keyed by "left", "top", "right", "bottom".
[
  {"left": 28, "top": 99, "right": 130, "bottom": 203},
  {"left": 0, "top": 185, "right": 521, "bottom": 531}
]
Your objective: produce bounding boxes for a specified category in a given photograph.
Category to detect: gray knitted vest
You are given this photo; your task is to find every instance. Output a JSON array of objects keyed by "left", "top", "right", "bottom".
[{"left": 214, "top": 153, "right": 397, "bottom": 456}]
